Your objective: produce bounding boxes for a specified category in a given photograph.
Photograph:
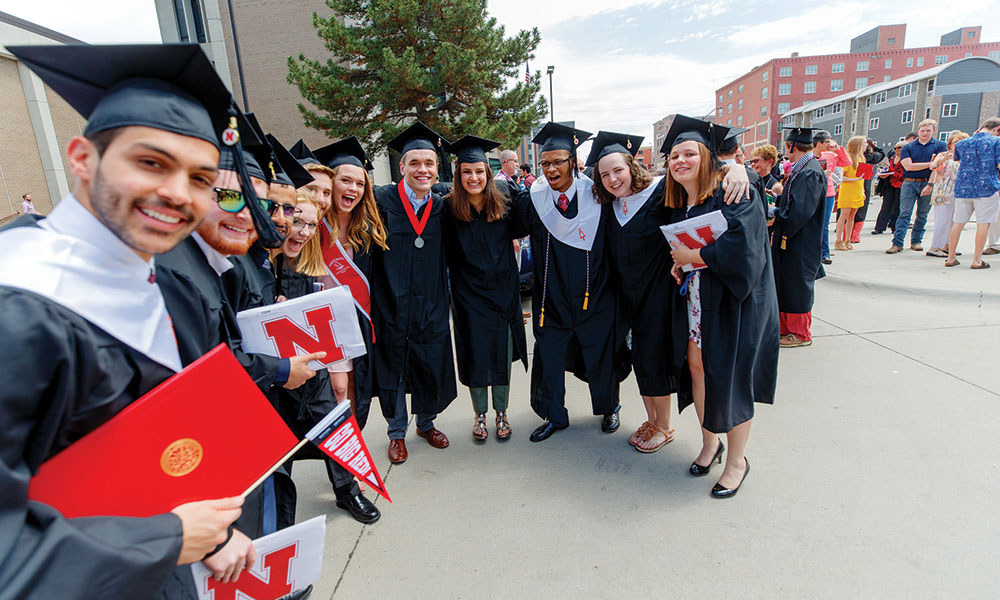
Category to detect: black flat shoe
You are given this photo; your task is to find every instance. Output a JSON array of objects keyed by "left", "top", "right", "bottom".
[
  {"left": 712, "top": 458, "right": 749, "bottom": 498},
  {"left": 689, "top": 440, "right": 724, "bottom": 476},
  {"left": 530, "top": 421, "right": 567, "bottom": 442},
  {"left": 601, "top": 406, "right": 621, "bottom": 433},
  {"left": 336, "top": 492, "right": 381, "bottom": 524}
]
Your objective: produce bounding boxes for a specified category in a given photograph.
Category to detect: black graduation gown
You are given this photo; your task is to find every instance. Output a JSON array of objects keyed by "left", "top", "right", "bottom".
[
  {"left": 605, "top": 177, "right": 677, "bottom": 397},
  {"left": 371, "top": 183, "right": 457, "bottom": 417},
  {"left": 442, "top": 199, "right": 528, "bottom": 388},
  {"left": 771, "top": 158, "right": 827, "bottom": 314},
  {"left": 667, "top": 187, "right": 779, "bottom": 434},
  {"left": 511, "top": 187, "right": 631, "bottom": 423}
]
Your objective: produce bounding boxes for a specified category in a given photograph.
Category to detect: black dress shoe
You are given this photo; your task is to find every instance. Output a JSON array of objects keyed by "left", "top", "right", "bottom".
[
  {"left": 280, "top": 585, "right": 313, "bottom": 600},
  {"left": 529, "top": 421, "right": 567, "bottom": 442},
  {"left": 689, "top": 440, "right": 724, "bottom": 476},
  {"left": 336, "top": 492, "right": 381, "bottom": 524},
  {"left": 601, "top": 406, "right": 621, "bottom": 433},
  {"left": 712, "top": 458, "right": 749, "bottom": 498}
]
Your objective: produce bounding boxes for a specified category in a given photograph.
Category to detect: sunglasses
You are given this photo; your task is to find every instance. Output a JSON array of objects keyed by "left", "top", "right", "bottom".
[{"left": 213, "top": 187, "right": 273, "bottom": 214}]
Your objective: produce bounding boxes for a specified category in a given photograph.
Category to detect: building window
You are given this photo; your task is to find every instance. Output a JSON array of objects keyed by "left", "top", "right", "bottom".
[
  {"left": 805, "top": 65, "right": 818, "bottom": 75},
  {"left": 884, "top": 75, "right": 891, "bottom": 82},
  {"left": 738, "top": 98, "right": 743, "bottom": 109},
  {"left": 832, "top": 102, "right": 843, "bottom": 114},
  {"left": 898, "top": 83, "right": 912, "bottom": 98},
  {"left": 778, "top": 83, "right": 791, "bottom": 96},
  {"left": 173, "top": 0, "right": 190, "bottom": 43},
  {"left": 804, "top": 81, "right": 816, "bottom": 94},
  {"left": 906, "top": 57, "right": 913, "bottom": 67},
  {"left": 935, "top": 55, "right": 947, "bottom": 65},
  {"left": 718, "top": 94, "right": 724, "bottom": 103},
  {"left": 834, "top": 124, "right": 843, "bottom": 135},
  {"left": 990, "top": 51, "right": 1000, "bottom": 60},
  {"left": 942, "top": 103, "right": 958, "bottom": 118},
  {"left": 857, "top": 60, "right": 870, "bottom": 71},
  {"left": 189, "top": 0, "right": 207, "bottom": 43},
  {"left": 737, "top": 115, "right": 743, "bottom": 126},
  {"left": 865, "top": 97, "right": 870, "bottom": 108},
  {"left": 873, "top": 91, "right": 887, "bottom": 104},
  {"left": 888, "top": 37, "right": 896, "bottom": 45},
  {"left": 869, "top": 117, "right": 879, "bottom": 130},
  {"left": 728, "top": 103, "right": 733, "bottom": 114},
  {"left": 851, "top": 122, "right": 856, "bottom": 133},
  {"left": 966, "top": 52, "right": 973, "bottom": 58},
  {"left": 777, "top": 102, "right": 790, "bottom": 114},
  {"left": 762, "top": 71, "right": 768, "bottom": 82},
  {"left": 780, "top": 67, "right": 792, "bottom": 77},
  {"left": 885, "top": 59, "right": 893, "bottom": 69},
  {"left": 760, "top": 105, "right": 767, "bottom": 117},
  {"left": 831, "top": 79, "right": 843, "bottom": 92},
  {"left": 832, "top": 62, "right": 844, "bottom": 73},
  {"left": 938, "top": 132, "right": 949, "bottom": 141},
  {"left": 761, "top": 87, "right": 768, "bottom": 99},
  {"left": 925, "top": 107, "right": 931, "bottom": 119},
  {"left": 717, "top": 107, "right": 723, "bottom": 117},
  {"left": 856, "top": 77, "right": 868, "bottom": 90},
  {"left": 901, "top": 110, "right": 913, "bottom": 124},
  {"left": 927, "top": 79, "right": 935, "bottom": 92},
  {"left": 916, "top": 57, "right": 924, "bottom": 67},
  {"left": 814, "top": 107, "right": 825, "bottom": 119},
  {"left": 758, "top": 123, "right": 767, "bottom": 136},
  {"left": 738, "top": 83, "right": 744, "bottom": 94},
  {"left": 727, "top": 119, "right": 732, "bottom": 126}
]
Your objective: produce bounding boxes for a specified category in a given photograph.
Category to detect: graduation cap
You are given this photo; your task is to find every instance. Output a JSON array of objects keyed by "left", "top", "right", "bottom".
[
  {"left": 718, "top": 127, "right": 749, "bottom": 154},
  {"left": 233, "top": 112, "right": 270, "bottom": 183},
  {"left": 267, "top": 134, "right": 314, "bottom": 189},
  {"left": 446, "top": 135, "right": 501, "bottom": 165},
  {"left": 532, "top": 122, "right": 591, "bottom": 153},
  {"left": 783, "top": 126, "right": 818, "bottom": 146},
  {"left": 289, "top": 139, "right": 320, "bottom": 167},
  {"left": 584, "top": 131, "right": 643, "bottom": 167},
  {"left": 387, "top": 121, "right": 448, "bottom": 156},
  {"left": 316, "top": 136, "right": 369, "bottom": 170},
  {"left": 659, "top": 114, "right": 730, "bottom": 158},
  {"left": 8, "top": 43, "right": 284, "bottom": 248}
]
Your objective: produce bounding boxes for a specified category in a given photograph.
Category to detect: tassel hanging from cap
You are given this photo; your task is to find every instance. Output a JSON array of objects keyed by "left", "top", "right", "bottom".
[{"left": 225, "top": 107, "right": 284, "bottom": 248}]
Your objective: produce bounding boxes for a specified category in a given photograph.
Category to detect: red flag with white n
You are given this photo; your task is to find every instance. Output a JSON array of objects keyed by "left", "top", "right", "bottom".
[{"left": 305, "top": 402, "right": 391, "bottom": 503}]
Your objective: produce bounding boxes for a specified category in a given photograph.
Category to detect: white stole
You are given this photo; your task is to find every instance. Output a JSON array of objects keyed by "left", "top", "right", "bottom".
[
  {"left": 529, "top": 174, "right": 600, "bottom": 251},
  {"left": 613, "top": 176, "right": 663, "bottom": 227}
]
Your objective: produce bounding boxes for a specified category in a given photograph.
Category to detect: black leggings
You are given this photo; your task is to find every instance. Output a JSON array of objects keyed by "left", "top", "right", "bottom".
[{"left": 874, "top": 186, "right": 900, "bottom": 233}]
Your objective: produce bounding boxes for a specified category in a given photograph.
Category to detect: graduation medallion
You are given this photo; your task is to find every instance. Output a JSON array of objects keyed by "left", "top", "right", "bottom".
[
  {"left": 397, "top": 180, "right": 434, "bottom": 249},
  {"left": 414, "top": 236, "right": 425, "bottom": 249}
]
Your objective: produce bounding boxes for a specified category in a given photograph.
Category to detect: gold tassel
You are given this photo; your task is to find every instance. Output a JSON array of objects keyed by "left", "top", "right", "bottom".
[
  {"left": 781, "top": 234, "right": 787, "bottom": 250},
  {"left": 539, "top": 308, "right": 545, "bottom": 328},
  {"left": 582, "top": 293, "right": 589, "bottom": 311}
]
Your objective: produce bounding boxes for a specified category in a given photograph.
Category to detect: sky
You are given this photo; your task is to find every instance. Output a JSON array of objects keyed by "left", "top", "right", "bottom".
[{"left": 3, "top": 0, "right": 998, "bottom": 151}]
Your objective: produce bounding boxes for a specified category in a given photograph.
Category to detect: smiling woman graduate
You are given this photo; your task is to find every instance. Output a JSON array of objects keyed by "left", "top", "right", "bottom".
[{"left": 442, "top": 135, "right": 529, "bottom": 441}]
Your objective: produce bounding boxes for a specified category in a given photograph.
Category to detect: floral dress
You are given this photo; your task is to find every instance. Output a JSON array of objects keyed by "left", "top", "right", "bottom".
[
  {"left": 684, "top": 205, "right": 702, "bottom": 348},
  {"left": 931, "top": 157, "right": 959, "bottom": 206}
]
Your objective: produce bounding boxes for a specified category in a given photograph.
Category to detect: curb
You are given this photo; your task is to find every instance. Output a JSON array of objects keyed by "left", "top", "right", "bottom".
[{"left": 820, "top": 272, "right": 1000, "bottom": 303}]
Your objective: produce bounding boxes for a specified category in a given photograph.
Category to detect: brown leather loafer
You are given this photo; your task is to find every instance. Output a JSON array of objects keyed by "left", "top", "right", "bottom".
[
  {"left": 388, "top": 439, "right": 407, "bottom": 464},
  {"left": 416, "top": 427, "right": 450, "bottom": 449}
]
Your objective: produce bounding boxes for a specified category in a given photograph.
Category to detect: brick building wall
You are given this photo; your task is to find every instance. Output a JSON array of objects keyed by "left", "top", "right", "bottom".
[{"left": 0, "top": 55, "right": 51, "bottom": 223}]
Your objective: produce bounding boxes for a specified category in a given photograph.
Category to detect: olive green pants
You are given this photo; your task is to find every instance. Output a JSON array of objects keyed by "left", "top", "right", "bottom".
[{"left": 470, "top": 330, "right": 513, "bottom": 413}]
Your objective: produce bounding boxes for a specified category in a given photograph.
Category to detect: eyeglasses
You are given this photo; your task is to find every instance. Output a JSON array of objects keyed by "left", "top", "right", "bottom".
[
  {"left": 278, "top": 203, "right": 301, "bottom": 218},
  {"left": 290, "top": 219, "right": 318, "bottom": 233},
  {"left": 748, "top": 158, "right": 761, "bottom": 165},
  {"left": 539, "top": 158, "right": 570, "bottom": 170},
  {"left": 213, "top": 187, "right": 272, "bottom": 214}
]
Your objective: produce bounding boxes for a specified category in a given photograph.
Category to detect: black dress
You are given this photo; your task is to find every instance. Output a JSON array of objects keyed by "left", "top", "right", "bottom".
[
  {"left": 771, "top": 157, "right": 827, "bottom": 314},
  {"left": 666, "top": 187, "right": 779, "bottom": 433},
  {"left": 605, "top": 177, "right": 677, "bottom": 397},
  {"left": 442, "top": 199, "right": 528, "bottom": 389}
]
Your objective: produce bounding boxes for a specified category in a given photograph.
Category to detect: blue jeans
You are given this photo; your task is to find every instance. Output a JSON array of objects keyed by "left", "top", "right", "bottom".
[
  {"left": 892, "top": 181, "right": 931, "bottom": 248},
  {"left": 820, "top": 195, "right": 836, "bottom": 258},
  {"left": 386, "top": 383, "right": 436, "bottom": 440}
]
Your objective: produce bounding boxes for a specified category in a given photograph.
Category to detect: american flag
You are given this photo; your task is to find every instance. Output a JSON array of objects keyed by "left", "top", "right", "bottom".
[{"left": 525, "top": 63, "right": 530, "bottom": 83}]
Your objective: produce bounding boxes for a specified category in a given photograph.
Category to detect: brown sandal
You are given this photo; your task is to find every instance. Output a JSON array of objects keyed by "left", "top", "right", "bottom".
[
  {"left": 971, "top": 261, "right": 991, "bottom": 270},
  {"left": 945, "top": 259, "right": 960, "bottom": 267},
  {"left": 495, "top": 411, "right": 511, "bottom": 440},
  {"left": 635, "top": 426, "right": 675, "bottom": 454},
  {"left": 472, "top": 413, "right": 488, "bottom": 440},
  {"left": 629, "top": 421, "right": 654, "bottom": 447}
]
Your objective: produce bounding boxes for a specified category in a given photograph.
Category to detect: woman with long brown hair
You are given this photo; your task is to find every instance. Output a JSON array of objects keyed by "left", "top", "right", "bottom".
[
  {"left": 662, "top": 115, "right": 779, "bottom": 498},
  {"left": 443, "top": 135, "right": 528, "bottom": 441}
]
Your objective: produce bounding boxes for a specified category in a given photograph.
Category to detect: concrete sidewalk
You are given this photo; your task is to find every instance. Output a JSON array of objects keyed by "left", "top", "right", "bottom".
[{"left": 289, "top": 202, "right": 999, "bottom": 599}]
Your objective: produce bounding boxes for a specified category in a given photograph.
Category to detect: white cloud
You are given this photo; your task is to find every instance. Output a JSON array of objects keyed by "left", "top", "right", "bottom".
[{"left": 0, "top": 1, "right": 161, "bottom": 43}]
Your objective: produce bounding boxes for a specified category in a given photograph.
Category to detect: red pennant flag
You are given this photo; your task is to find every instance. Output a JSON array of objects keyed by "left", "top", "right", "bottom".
[{"left": 305, "top": 402, "right": 391, "bottom": 503}]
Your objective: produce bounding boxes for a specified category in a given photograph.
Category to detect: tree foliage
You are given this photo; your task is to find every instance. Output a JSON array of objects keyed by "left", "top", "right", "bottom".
[{"left": 288, "top": 0, "right": 548, "bottom": 155}]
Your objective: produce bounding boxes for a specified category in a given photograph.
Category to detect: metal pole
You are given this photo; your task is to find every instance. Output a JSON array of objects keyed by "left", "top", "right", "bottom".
[
  {"left": 226, "top": 0, "right": 250, "bottom": 110},
  {"left": 546, "top": 66, "right": 555, "bottom": 122}
]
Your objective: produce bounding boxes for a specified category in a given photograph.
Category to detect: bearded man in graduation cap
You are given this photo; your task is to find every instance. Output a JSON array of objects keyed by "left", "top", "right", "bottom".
[
  {"left": 370, "top": 121, "right": 457, "bottom": 464},
  {"left": 772, "top": 126, "right": 827, "bottom": 348},
  {"left": 0, "top": 44, "right": 267, "bottom": 598}
]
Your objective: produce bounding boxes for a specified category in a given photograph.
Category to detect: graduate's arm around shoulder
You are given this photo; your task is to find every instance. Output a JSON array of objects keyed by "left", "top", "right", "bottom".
[{"left": 697, "top": 186, "right": 769, "bottom": 301}]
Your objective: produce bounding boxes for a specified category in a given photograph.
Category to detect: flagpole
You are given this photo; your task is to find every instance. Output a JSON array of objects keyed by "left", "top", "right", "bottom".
[{"left": 241, "top": 438, "right": 310, "bottom": 498}]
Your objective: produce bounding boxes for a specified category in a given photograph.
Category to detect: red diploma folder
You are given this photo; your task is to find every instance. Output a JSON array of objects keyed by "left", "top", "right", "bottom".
[
  {"left": 856, "top": 163, "right": 875, "bottom": 180},
  {"left": 28, "top": 344, "right": 299, "bottom": 519}
]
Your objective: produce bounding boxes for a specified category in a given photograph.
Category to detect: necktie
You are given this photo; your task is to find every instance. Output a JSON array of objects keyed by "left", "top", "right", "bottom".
[{"left": 558, "top": 193, "right": 568, "bottom": 212}]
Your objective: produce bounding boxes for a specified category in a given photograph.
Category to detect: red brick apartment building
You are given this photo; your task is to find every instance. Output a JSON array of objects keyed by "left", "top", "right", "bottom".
[{"left": 714, "top": 25, "right": 1000, "bottom": 149}]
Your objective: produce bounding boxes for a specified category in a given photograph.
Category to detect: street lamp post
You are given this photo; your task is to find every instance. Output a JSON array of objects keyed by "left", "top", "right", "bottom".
[{"left": 546, "top": 65, "right": 555, "bottom": 122}]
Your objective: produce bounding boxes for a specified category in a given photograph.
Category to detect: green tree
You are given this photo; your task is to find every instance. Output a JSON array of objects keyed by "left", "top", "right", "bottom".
[{"left": 288, "top": 0, "right": 548, "bottom": 155}]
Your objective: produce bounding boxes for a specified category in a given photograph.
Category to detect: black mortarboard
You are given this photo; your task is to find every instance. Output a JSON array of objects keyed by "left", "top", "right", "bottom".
[
  {"left": 718, "top": 127, "right": 749, "bottom": 154},
  {"left": 585, "top": 131, "right": 643, "bottom": 167},
  {"left": 236, "top": 113, "right": 270, "bottom": 183},
  {"left": 267, "top": 134, "right": 314, "bottom": 189},
  {"left": 387, "top": 121, "right": 448, "bottom": 156},
  {"left": 532, "top": 122, "right": 591, "bottom": 153},
  {"left": 659, "top": 114, "right": 729, "bottom": 158},
  {"left": 316, "top": 137, "right": 369, "bottom": 170},
  {"left": 784, "top": 126, "right": 818, "bottom": 145},
  {"left": 446, "top": 135, "right": 501, "bottom": 165},
  {"left": 289, "top": 139, "right": 320, "bottom": 166},
  {"left": 8, "top": 44, "right": 234, "bottom": 149}
]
